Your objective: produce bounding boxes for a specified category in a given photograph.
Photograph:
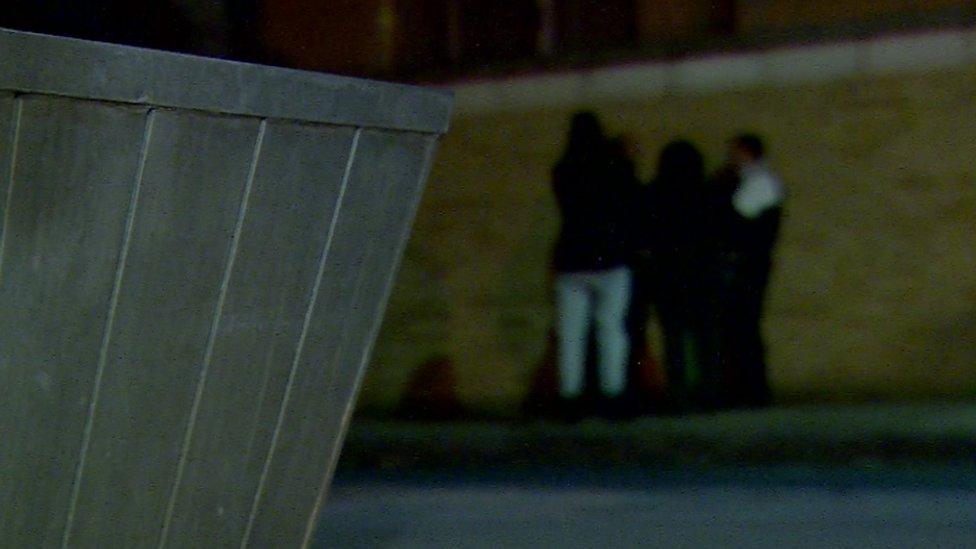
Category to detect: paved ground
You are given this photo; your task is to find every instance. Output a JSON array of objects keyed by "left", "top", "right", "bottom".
[
  {"left": 315, "top": 465, "right": 976, "bottom": 548},
  {"left": 317, "top": 403, "right": 976, "bottom": 547}
]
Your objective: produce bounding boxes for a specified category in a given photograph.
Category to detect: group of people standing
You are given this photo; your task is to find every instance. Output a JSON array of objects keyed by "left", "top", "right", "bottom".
[{"left": 551, "top": 111, "right": 784, "bottom": 419}]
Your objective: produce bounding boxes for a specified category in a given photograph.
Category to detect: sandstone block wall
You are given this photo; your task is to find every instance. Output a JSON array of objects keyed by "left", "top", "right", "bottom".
[{"left": 360, "top": 34, "right": 976, "bottom": 415}]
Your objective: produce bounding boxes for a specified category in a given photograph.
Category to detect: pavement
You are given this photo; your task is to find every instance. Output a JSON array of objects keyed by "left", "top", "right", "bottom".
[
  {"left": 317, "top": 464, "right": 976, "bottom": 548},
  {"left": 316, "top": 403, "right": 976, "bottom": 548},
  {"left": 337, "top": 402, "right": 976, "bottom": 471}
]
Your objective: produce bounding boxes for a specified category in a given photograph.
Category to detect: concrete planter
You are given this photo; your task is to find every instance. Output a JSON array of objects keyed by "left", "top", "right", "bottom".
[{"left": 0, "top": 28, "right": 450, "bottom": 547}]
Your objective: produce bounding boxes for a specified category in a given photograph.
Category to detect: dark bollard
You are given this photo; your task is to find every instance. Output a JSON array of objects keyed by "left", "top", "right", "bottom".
[{"left": 0, "top": 29, "right": 451, "bottom": 548}]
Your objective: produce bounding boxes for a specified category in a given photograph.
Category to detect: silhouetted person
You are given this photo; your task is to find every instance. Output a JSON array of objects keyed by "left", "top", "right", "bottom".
[
  {"left": 607, "top": 134, "right": 663, "bottom": 410},
  {"left": 644, "top": 140, "right": 719, "bottom": 411},
  {"left": 552, "top": 112, "right": 637, "bottom": 419},
  {"left": 719, "top": 134, "right": 785, "bottom": 408}
]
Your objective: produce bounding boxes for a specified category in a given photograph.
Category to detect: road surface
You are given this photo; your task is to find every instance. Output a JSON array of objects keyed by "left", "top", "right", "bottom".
[{"left": 315, "top": 465, "right": 976, "bottom": 548}]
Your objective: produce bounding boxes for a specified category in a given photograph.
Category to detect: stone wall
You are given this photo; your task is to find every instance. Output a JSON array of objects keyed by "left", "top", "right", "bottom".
[{"left": 361, "top": 30, "right": 976, "bottom": 414}]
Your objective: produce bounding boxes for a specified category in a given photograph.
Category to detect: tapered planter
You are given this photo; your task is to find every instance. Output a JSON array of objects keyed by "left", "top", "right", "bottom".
[{"left": 0, "top": 28, "right": 451, "bottom": 548}]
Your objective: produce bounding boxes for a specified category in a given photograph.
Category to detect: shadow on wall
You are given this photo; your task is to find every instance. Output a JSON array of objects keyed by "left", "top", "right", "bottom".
[{"left": 396, "top": 355, "right": 466, "bottom": 420}]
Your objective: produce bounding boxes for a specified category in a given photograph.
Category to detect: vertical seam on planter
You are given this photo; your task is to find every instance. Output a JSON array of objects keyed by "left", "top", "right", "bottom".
[
  {"left": 156, "top": 118, "right": 268, "bottom": 549},
  {"left": 62, "top": 108, "right": 157, "bottom": 548},
  {"left": 298, "top": 135, "right": 438, "bottom": 549},
  {"left": 0, "top": 96, "right": 24, "bottom": 285},
  {"left": 239, "top": 127, "right": 363, "bottom": 549}
]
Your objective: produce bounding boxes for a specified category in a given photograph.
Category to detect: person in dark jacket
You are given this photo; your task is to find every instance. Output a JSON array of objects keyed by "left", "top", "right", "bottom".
[
  {"left": 643, "top": 140, "right": 721, "bottom": 412},
  {"left": 552, "top": 111, "right": 638, "bottom": 415},
  {"left": 715, "top": 134, "right": 785, "bottom": 408}
]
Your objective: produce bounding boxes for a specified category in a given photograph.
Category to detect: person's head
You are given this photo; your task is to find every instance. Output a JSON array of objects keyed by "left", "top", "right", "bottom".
[
  {"left": 566, "top": 110, "right": 604, "bottom": 155},
  {"left": 730, "top": 133, "right": 765, "bottom": 168},
  {"left": 656, "top": 139, "right": 704, "bottom": 186}
]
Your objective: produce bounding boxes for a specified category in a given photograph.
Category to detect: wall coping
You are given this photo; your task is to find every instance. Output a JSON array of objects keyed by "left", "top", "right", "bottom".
[
  {"left": 448, "top": 28, "right": 976, "bottom": 115},
  {"left": 0, "top": 28, "right": 453, "bottom": 134}
]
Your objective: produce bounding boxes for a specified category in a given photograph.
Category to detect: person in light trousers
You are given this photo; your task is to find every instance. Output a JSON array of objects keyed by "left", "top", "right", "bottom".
[{"left": 551, "top": 111, "right": 639, "bottom": 420}]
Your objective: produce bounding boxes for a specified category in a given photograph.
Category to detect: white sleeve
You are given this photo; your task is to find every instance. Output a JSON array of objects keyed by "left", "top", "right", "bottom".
[{"left": 732, "top": 172, "right": 782, "bottom": 219}]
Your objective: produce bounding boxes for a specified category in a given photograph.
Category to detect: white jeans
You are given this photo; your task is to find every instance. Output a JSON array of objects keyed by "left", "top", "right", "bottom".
[{"left": 555, "top": 267, "right": 632, "bottom": 399}]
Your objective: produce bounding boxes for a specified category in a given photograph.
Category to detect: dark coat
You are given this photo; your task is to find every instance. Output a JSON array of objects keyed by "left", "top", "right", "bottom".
[{"left": 551, "top": 144, "right": 640, "bottom": 273}]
